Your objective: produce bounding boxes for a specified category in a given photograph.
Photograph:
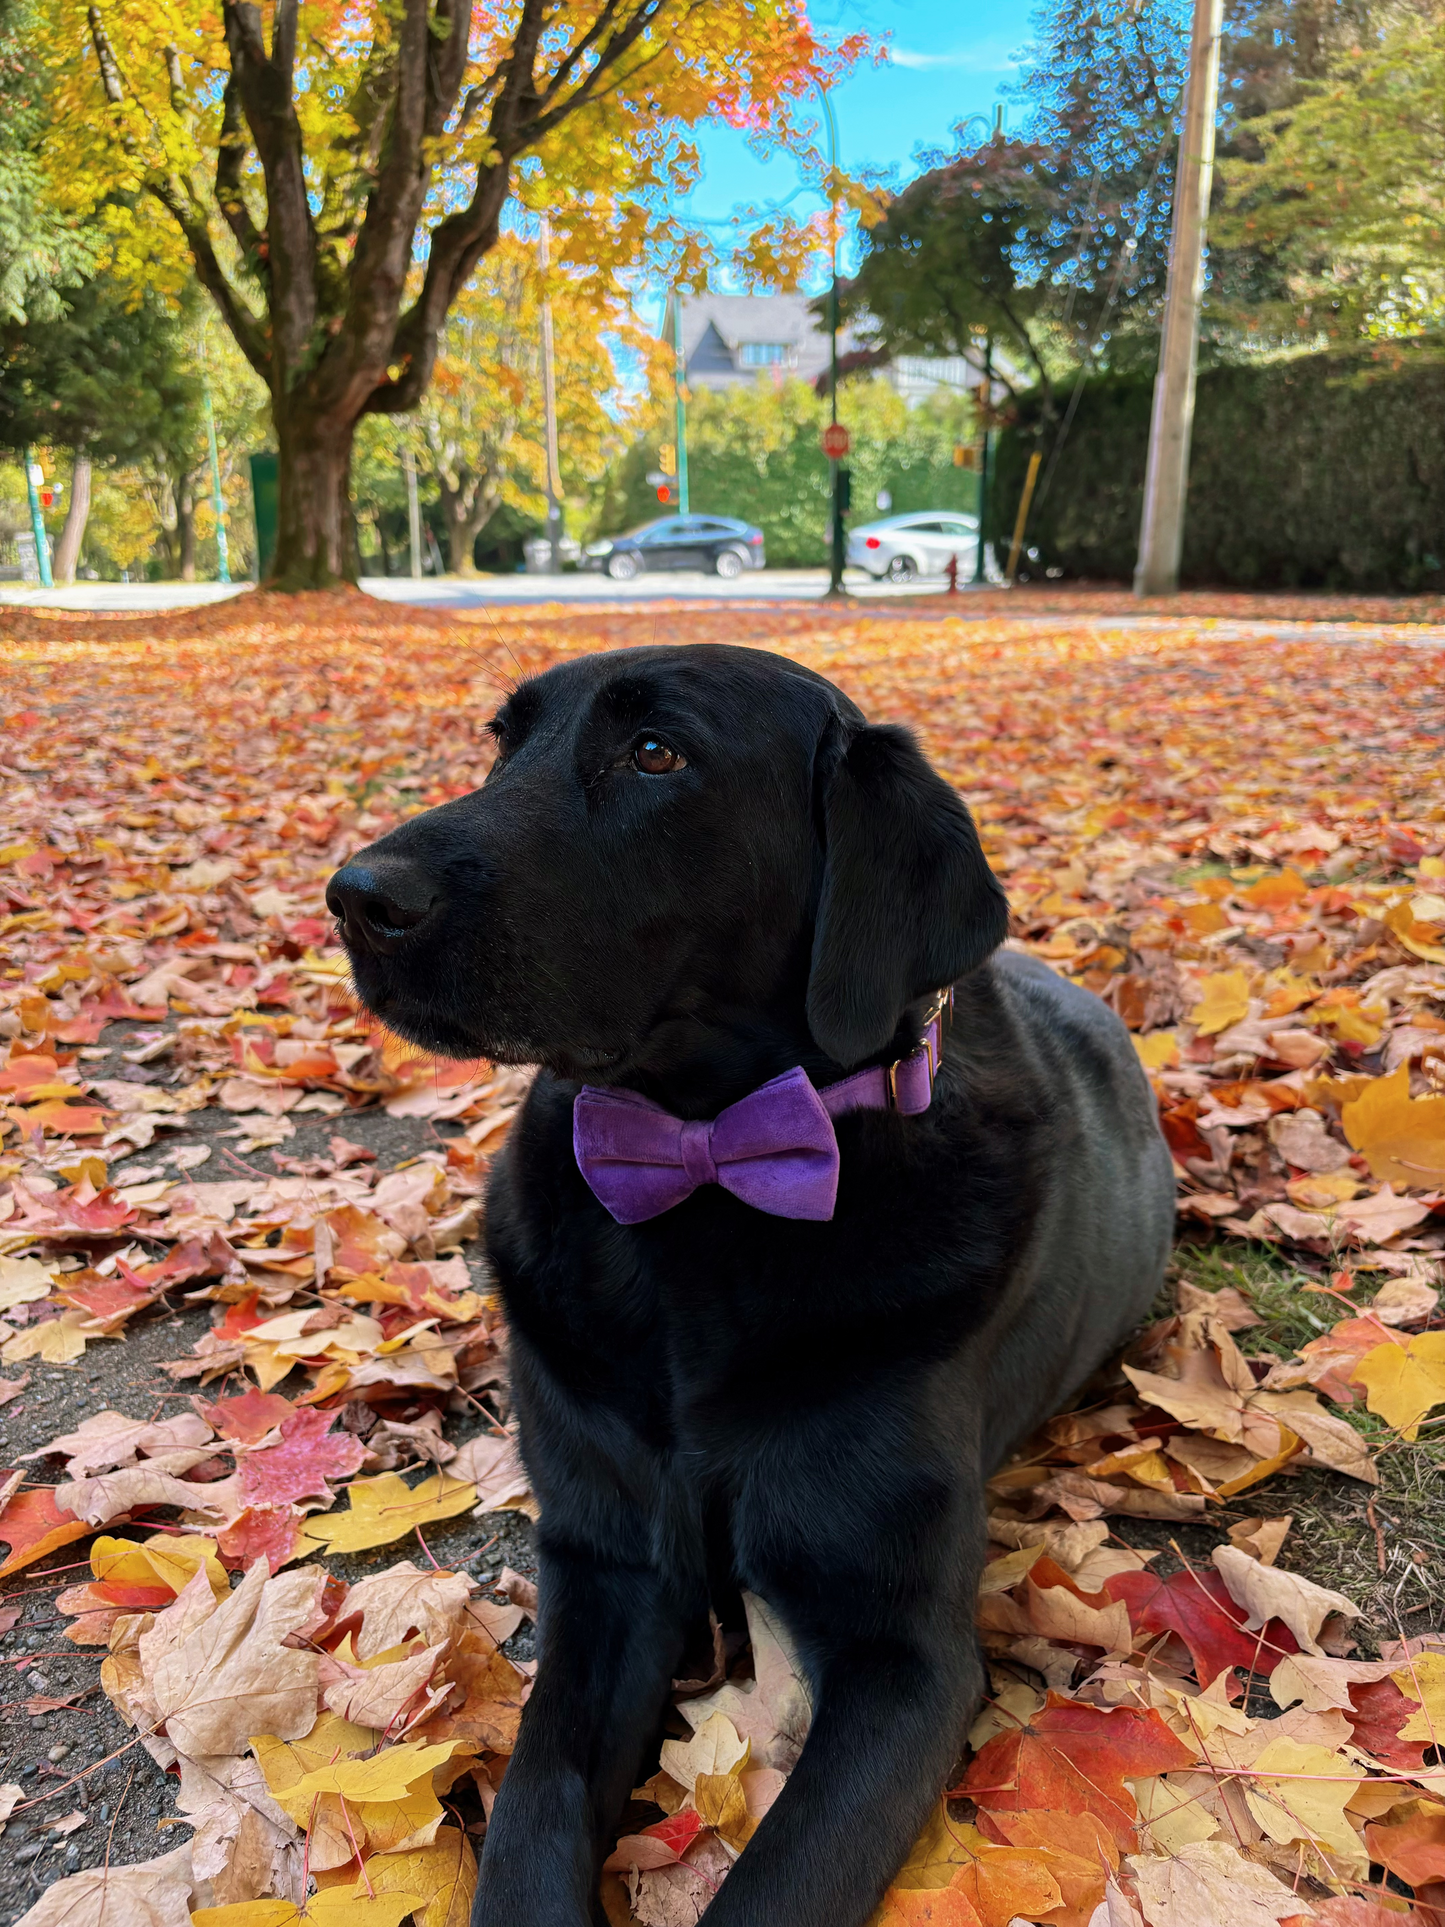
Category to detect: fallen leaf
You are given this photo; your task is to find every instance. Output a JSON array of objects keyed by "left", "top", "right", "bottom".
[
  {"left": 190, "top": 1885, "right": 421, "bottom": 1926},
  {"left": 1211, "top": 1545, "right": 1360, "bottom": 1656},
  {"left": 1226, "top": 1517, "right": 1292, "bottom": 1565},
  {"left": 237, "top": 1409, "right": 367, "bottom": 1508},
  {"left": 28, "top": 1408, "right": 214, "bottom": 1477},
  {"left": 335, "top": 1561, "right": 475, "bottom": 1658},
  {"left": 1191, "top": 971, "right": 1252, "bottom": 1037},
  {"left": 149, "top": 1561, "right": 325, "bottom": 1756},
  {"left": 298, "top": 1472, "right": 476, "bottom": 1556},
  {"left": 962, "top": 1694, "right": 1194, "bottom": 1847},
  {"left": 1363, "top": 1800, "right": 1445, "bottom": 1889},
  {"left": 1125, "top": 1838, "right": 1314, "bottom": 1927},
  {"left": 6, "top": 1842, "right": 196, "bottom": 1926},
  {"left": 1341, "top": 1067, "right": 1445, "bottom": 1188},
  {"left": 343, "top": 1828, "right": 477, "bottom": 1927},
  {"left": 1241, "top": 1735, "right": 1365, "bottom": 1859},
  {"left": 1349, "top": 1332, "right": 1445, "bottom": 1438},
  {"left": 0, "top": 1485, "right": 96, "bottom": 1576},
  {"left": 1104, "top": 1567, "right": 1299, "bottom": 1687}
]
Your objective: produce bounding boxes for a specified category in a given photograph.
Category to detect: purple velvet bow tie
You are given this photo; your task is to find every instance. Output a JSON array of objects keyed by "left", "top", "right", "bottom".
[{"left": 572, "top": 1002, "right": 948, "bottom": 1224}]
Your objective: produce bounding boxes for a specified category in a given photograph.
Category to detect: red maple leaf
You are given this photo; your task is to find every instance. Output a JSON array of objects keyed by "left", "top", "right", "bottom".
[
  {"left": 216, "top": 1505, "right": 309, "bottom": 1574},
  {"left": 1346, "top": 1678, "right": 1430, "bottom": 1772},
  {"left": 200, "top": 1387, "right": 298, "bottom": 1445},
  {"left": 1103, "top": 1566, "right": 1299, "bottom": 1688},
  {"left": 641, "top": 1808, "right": 708, "bottom": 1857},
  {"left": 237, "top": 1408, "right": 366, "bottom": 1507},
  {"left": 958, "top": 1693, "right": 1194, "bottom": 1848}
]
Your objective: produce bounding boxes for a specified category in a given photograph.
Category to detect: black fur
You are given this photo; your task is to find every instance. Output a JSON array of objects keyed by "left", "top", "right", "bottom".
[{"left": 326, "top": 644, "right": 1174, "bottom": 1927}]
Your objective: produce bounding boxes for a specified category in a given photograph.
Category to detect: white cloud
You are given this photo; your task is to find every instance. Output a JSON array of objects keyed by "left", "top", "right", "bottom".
[{"left": 887, "top": 43, "right": 1016, "bottom": 72}]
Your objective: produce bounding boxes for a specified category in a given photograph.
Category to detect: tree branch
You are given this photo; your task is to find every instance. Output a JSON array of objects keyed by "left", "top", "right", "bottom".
[
  {"left": 215, "top": 75, "right": 264, "bottom": 264},
  {"left": 149, "top": 182, "right": 272, "bottom": 378}
]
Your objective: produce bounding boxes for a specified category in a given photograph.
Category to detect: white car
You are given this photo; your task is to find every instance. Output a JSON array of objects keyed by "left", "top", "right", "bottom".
[{"left": 847, "top": 511, "right": 979, "bottom": 583}]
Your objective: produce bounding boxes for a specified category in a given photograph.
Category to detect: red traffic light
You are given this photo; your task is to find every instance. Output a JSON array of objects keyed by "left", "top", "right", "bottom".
[
  {"left": 656, "top": 485, "right": 673, "bottom": 503},
  {"left": 40, "top": 489, "right": 54, "bottom": 508}
]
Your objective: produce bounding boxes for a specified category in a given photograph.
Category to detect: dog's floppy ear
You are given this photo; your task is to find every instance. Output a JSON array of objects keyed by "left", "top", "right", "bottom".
[{"left": 806, "top": 721, "right": 1009, "bottom": 1067}]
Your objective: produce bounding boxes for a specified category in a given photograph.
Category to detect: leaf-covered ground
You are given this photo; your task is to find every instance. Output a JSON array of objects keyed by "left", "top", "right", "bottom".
[{"left": 0, "top": 592, "right": 1442, "bottom": 1927}]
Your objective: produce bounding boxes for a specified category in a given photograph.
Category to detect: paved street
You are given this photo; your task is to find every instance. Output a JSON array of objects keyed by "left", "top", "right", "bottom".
[{"left": 0, "top": 567, "right": 976, "bottom": 613}]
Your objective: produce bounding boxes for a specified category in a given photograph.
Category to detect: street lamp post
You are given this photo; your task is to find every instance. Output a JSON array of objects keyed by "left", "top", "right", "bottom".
[
  {"left": 23, "top": 448, "right": 53, "bottom": 590},
  {"left": 972, "top": 337, "right": 993, "bottom": 585},
  {"left": 539, "top": 215, "right": 566, "bottom": 571},
  {"left": 819, "top": 86, "right": 847, "bottom": 599},
  {"left": 203, "top": 384, "right": 231, "bottom": 585},
  {"left": 672, "top": 292, "right": 690, "bottom": 516}
]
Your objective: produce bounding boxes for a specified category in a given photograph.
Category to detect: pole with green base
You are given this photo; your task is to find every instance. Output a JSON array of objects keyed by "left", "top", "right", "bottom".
[
  {"left": 23, "top": 447, "right": 53, "bottom": 589},
  {"left": 672, "top": 294, "right": 690, "bottom": 516},
  {"left": 203, "top": 386, "right": 231, "bottom": 585}
]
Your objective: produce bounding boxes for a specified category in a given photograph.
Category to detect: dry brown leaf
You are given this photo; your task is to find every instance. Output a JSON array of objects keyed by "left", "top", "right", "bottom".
[
  {"left": 1211, "top": 1545, "right": 1361, "bottom": 1656},
  {"left": 148, "top": 1560, "right": 325, "bottom": 1756},
  {"left": 681, "top": 1592, "right": 812, "bottom": 1773},
  {"left": 8, "top": 1842, "right": 196, "bottom": 1927},
  {"left": 1125, "top": 1838, "right": 1315, "bottom": 1927},
  {"left": 1226, "top": 1516, "right": 1292, "bottom": 1565},
  {"left": 337, "top": 1561, "right": 475, "bottom": 1659}
]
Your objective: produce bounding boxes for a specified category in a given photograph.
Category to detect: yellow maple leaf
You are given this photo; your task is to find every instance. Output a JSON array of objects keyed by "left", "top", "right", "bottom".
[
  {"left": 190, "top": 1881, "right": 421, "bottom": 1926},
  {"left": 1391, "top": 1650, "right": 1445, "bottom": 1744},
  {"left": 287, "top": 1739, "right": 457, "bottom": 1806},
  {"left": 1341, "top": 1067, "right": 1445, "bottom": 1189},
  {"left": 1133, "top": 1031, "right": 1179, "bottom": 1071},
  {"left": 351, "top": 1828, "right": 478, "bottom": 1927},
  {"left": 1190, "top": 970, "right": 1252, "bottom": 1036},
  {"left": 1, "top": 1310, "right": 100, "bottom": 1365},
  {"left": 91, "top": 1532, "right": 230, "bottom": 1600},
  {"left": 1242, "top": 1736, "right": 1364, "bottom": 1861},
  {"left": 299, "top": 1472, "right": 477, "bottom": 1556},
  {"left": 1349, "top": 1333, "right": 1445, "bottom": 1439}
]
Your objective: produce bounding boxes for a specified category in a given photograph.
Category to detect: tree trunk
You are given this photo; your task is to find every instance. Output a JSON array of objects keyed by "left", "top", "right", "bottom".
[
  {"left": 270, "top": 408, "right": 360, "bottom": 590},
  {"left": 438, "top": 471, "right": 501, "bottom": 578},
  {"left": 177, "top": 471, "right": 198, "bottom": 582},
  {"left": 52, "top": 456, "right": 93, "bottom": 585}
]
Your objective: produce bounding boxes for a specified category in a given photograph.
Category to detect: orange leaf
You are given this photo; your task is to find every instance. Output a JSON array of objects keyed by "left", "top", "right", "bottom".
[{"left": 0, "top": 1486, "right": 95, "bottom": 1576}]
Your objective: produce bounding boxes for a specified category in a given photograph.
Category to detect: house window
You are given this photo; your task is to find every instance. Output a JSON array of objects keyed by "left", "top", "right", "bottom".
[{"left": 739, "top": 342, "right": 795, "bottom": 367}]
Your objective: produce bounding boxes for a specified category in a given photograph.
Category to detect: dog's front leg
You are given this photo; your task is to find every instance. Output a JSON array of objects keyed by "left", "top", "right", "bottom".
[
  {"left": 472, "top": 1537, "right": 690, "bottom": 1927},
  {"left": 700, "top": 1621, "right": 983, "bottom": 1927}
]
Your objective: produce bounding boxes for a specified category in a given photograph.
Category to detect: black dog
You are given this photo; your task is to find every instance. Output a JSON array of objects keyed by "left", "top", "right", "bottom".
[{"left": 327, "top": 644, "right": 1174, "bottom": 1927}]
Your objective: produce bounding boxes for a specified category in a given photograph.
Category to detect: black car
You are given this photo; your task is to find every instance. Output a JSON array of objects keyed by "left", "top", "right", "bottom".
[{"left": 584, "top": 515, "right": 766, "bottom": 580}]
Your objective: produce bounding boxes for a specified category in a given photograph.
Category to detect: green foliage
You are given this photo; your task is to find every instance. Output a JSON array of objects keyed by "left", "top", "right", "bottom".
[
  {"left": 0, "top": 0, "right": 94, "bottom": 323},
  {"left": 988, "top": 338, "right": 1445, "bottom": 591},
  {"left": 594, "top": 377, "right": 977, "bottom": 567},
  {"left": 1215, "top": 5, "right": 1445, "bottom": 342}
]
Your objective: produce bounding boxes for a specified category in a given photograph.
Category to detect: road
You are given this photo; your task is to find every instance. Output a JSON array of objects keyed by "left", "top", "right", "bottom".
[{"left": 0, "top": 567, "right": 969, "bottom": 613}]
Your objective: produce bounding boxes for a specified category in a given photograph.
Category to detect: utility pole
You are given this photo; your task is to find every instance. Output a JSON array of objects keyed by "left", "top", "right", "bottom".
[
  {"left": 972, "top": 338, "right": 992, "bottom": 585},
  {"left": 539, "top": 215, "right": 565, "bottom": 570},
  {"left": 203, "top": 383, "right": 231, "bottom": 585},
  {"left": 671, "top": 293, "right": 690, "bottom": 515},
  {"left": 818, "top": 86, "right": 847, "bottom": 599},
  {"left": 23, "top": 447, "right": 53, "bottom": 590},
  {"left": 404, "top": 446, "right": 422, "bottom": 579},
  {"left": 1133, "top": 0, "right": 1224, "bottom": 596}
]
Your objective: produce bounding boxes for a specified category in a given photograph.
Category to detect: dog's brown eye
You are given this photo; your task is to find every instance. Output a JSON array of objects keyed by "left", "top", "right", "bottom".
[{"left": 633, "top": 738, "right": 685, "bottom": 775}]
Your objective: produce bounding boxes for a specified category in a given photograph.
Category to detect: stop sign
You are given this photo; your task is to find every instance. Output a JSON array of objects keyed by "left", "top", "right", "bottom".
[{"left": 821, "top": 422, "right": 850, "bottom": 459}]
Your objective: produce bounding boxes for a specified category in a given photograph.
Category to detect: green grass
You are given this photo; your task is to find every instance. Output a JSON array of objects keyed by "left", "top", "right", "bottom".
[{"left": 1165, "top": 1237, "right": 1445, "bottom": 1649}]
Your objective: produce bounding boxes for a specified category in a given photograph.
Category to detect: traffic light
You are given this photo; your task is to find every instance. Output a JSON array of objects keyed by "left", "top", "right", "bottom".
[{"left": 656, "top": 485, "right": 673, "bottom": 504}]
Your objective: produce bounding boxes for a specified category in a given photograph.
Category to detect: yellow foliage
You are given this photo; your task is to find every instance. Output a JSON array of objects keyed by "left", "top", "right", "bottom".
[{"left": 1341, "top": 1067, "right": 1445, "bottom": 1187}]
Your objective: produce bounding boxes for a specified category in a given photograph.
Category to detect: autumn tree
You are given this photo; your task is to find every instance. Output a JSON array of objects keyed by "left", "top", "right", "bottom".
[
  {"left": 409, "top": 230, "right": 635, "bottom": 573},
  {"left": 43, "top": 0, "right": 856, "bottom": 590}
]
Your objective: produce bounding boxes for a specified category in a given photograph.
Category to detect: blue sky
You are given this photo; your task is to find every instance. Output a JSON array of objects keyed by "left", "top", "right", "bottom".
[{"left": 679, "top": 0, "right": 1040, "bottom": 262}]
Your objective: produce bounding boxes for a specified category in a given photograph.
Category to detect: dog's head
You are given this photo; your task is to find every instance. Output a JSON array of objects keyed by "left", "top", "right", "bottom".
[{"left": 326, "top": 645, "right": 1007, "bottom": 1090}]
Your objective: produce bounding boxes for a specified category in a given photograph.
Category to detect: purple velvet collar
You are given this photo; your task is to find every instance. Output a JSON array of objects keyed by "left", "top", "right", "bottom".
[{"left": 572, "top": 992, "right": 951, "bottom": 1224}]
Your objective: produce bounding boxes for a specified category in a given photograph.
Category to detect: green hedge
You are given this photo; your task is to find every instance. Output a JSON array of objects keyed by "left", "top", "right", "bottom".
[
  {"left": 594, "top": 377, "right": 977, "bottom": 567},
  {"left": 988, "top": 340, "right": 1445, "bottom": 591}
]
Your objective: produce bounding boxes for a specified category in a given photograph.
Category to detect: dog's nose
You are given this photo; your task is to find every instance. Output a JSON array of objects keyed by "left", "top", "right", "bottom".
[{"left": 326, "top": 861, "right": 437, "bottom": 956}]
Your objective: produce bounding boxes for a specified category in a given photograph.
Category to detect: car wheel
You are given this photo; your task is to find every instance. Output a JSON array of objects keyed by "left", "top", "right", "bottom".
[
  {"left": 886, "top": 554, "right": 917, "bottom": 584},
  {"left": 713, "top": 548, "right": 746, "bottom": 580},
  {"left": 606, "top": 551, "right": 639, "bottom": 581}
]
